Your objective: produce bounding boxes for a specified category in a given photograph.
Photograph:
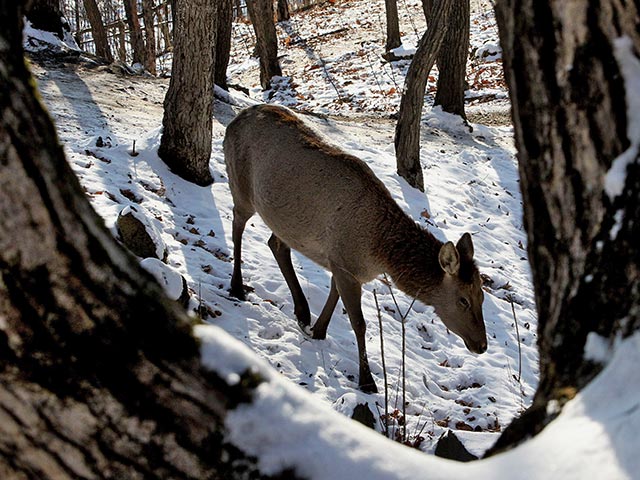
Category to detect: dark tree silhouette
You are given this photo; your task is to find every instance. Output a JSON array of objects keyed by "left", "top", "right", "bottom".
[{"left": 488, "top": 0, "right": 640, "bottom": 453}]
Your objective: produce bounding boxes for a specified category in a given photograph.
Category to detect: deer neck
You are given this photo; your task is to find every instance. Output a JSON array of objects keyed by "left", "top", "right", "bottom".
[{"left": 375, "top": 210, "right": 444, "bottom": 298}]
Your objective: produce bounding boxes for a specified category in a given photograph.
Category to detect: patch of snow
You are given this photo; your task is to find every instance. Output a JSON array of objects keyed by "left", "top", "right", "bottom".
[
  {"left": 140, "top": 258, "right": 184, "bottom": 300},
  {"left": 23, "top": 18, "right": 79, "bottom": 53},
  {"left": 604, "top": 36, "right": 640, "bottom": 200}
]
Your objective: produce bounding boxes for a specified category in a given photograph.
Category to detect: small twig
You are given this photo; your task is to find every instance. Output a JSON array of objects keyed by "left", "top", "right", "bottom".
[
  {"left": 508, "top": 294, "right": 522, "bottom": 383},
  {"left": 373, "top": 289, "right": 389, "bottom": 438}
]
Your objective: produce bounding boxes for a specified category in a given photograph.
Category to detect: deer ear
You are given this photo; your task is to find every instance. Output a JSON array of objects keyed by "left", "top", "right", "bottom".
[
  {"left": 439, "top": 241, "right": 460, "bottom": 275},
  {"left": 456, "top": 232, "right": 474, "bottom": 262}
]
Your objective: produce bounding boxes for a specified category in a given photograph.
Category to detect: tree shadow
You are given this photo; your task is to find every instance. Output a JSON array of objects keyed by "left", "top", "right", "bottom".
[{"left": 34, "top": 62, "right": 230, "bottom": 313}]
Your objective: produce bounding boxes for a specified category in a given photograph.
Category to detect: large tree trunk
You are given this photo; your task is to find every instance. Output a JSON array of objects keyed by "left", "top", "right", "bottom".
[
  {"left": 141, "top": 0, "right": 157, "bottom": 75},
  {"left": 82, "top": 0, "right": 113, "bottom": 62},
  {"left": 384, "top": 0, "right": 401, "bottom": 52},
  {"left": 433, "top": 0, "right": 469, "bottom": 118},
  {"left": 158, "top": 0, "right": 215, "bottom": 186},
  {"left": 246, "top": 0, "right": 282, "bottom": 89},
  {"left": 215, "top": 0, "right": 233, "bottom": 89},
  {"left": 123, "top": 0, "right": 147, "bottom": 68},
  {"left": 488, "top": 0, "right": 640, "bottom": 454},
  {"left": 394, "top": 0, "right": 454, "bottom": 191},
  {"left": 0, "top": 4, "right": 267, "bottom": 478}
]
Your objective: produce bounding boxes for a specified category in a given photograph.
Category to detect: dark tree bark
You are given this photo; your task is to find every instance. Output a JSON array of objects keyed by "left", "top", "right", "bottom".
[
  {"left": 82, "top": 0, "right": 113, "bottom": 62},
  {"left": 384, "top": 0, "right": 401, "bottom": 52},
  {"left": 488, "top": 0, "right": 640, "bottom": 454},
  {"left": 246, "top": 0, "right": 282, "bottom": 89},
  {"left": 277, "top": 0, "right": 290, "bottom": 22},
  {"left": 158, "top": 0, "right": 215, "bottom": 186},
  {"left": 216, "top": 0, "right": 233, "bottom": 89},
  {"left": 0, "top": 4, "right": 268, "bottom": 478},
  {"left": 25, "top": 0, "right": 65, "bottom": 38},
  {"left": 123, "top": 0, "right": 147, "bottom": 67},
  {"left": 394, "top": 0, "right": 454, "bottom": 191},
  {"left": 141, "top": 0, "right": 157, "bottom": 75},
  {"left": 433, "top": 0, "right": 469, "bottom": 118}
]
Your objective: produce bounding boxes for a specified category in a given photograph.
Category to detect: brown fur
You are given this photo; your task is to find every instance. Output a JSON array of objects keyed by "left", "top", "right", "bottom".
[{"left": 224, "top": 104, "right": 487, "bottom": 393}]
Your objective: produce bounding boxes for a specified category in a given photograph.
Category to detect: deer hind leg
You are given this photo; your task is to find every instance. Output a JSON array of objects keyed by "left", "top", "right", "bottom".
[
  {"left": 312, "top": 276, "right": 339, "bottom": 340},
  {"left": 333, "top": 269, "right": 377, "bottom": 393},
  {"left": 230, "top": 205, "right": 253, "bottom": 300},
  {"left": 267, "top": 234, "right": 311, "bottom": 333}
]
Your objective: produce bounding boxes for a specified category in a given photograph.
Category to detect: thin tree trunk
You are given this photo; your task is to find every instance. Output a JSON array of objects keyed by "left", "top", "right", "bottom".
[
  {"left": 488, "top": 0, "right": 640, "bottom": 454},
  {"left": 277, "top": 0, "right": 290, "bottom": 21},
  {"left": 158, "top": 0, "right": 215, "bottom": 186},
  {"left": 141, "top": 0, "right": 157, "bottom": 74},
  {"left": 216, "top": 0, "right": 233, "bottom": 89},
  {"left": 82, "top": 0, "right": 113, "bottom": 62},
  {"left": 117, "top": 19, "right": 127, "bottom": 61},
  {"left": 384, "top": 0, "right": 401, "bottom": 52},
  {"left": 74, "top": 0, "right": 82, "bottom": 47},
  {"left": 156, "top": 3, "right": 173, "bottom": 52},
  {"left": 123, "top": 0, "right": 147, "bottom": 67},
  {"left": 394, "top": 0, "right": 454, "bottom": 191},
  {"left": 433, "top": 0, "right": 469, "bottom": 118},
  {"left": 246, "top": 0, "right": 282, "bottom": 89}
]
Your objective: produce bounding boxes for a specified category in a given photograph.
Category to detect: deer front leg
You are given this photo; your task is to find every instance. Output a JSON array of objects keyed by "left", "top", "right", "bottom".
[
  {"left": 312, "top": 276, "right": 339, "bottom": 340},
  {"left": 268, "top": 234, "right": 311, "bottom": 333},
  {"left": 333, "top": 269, "right": 377, "bottom": 393}
]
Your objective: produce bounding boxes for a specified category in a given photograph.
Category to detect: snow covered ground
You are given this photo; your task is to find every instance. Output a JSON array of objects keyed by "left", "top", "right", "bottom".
[{"left": 27, "top": 0, "right": 536, "bottom": 459}]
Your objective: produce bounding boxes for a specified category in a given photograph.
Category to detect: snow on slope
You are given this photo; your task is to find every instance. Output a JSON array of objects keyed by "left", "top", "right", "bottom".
[
  {"left": 32, "top": 58, "right": 536, "bottom": 456},
  {"left": 34, "top": 61, "right": 537, "bottom": 454}
]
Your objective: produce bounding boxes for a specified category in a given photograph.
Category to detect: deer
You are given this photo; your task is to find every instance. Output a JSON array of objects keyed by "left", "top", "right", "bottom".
[{"left": 224, "top": 104, "right": 487, "bottom": 393}]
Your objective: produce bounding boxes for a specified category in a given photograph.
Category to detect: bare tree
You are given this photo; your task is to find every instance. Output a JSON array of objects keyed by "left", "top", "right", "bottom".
[
  {"left": 123, "top": 0, "right": 147, "bottom": 68},
  {"left": 394, "top": 0, "right": 454, "bottom": 191},
  {"left": 277, "top": 0, "right": 290, "bottom": 22},
  {"left": 487, "top": 0, "right": 640, "bottom": 453},
  {"left": 216, "top": 0, "right": 233, "bottom": 89},
  {"left": 384, "top": 0, "right": 401, "bottom": 52},
  {"left": 82, "top": 0, "right": 113, "bottom": 62},
  {"left": 158, "top": 0, "right": 216, "bottom": 185},
  {"left": 141, "top": 0, "right": 157, "bottom": 74},
  {"left": 432, "top": 0, "right": 469, "bottom": 118},
  {"left": 246, "top": 0, "right": 282, "bottom": 89}
]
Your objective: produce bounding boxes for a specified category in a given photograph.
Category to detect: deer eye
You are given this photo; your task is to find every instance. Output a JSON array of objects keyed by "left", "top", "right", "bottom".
[{"left": 459, "top": 297, "right": 470, "bottom": 309}]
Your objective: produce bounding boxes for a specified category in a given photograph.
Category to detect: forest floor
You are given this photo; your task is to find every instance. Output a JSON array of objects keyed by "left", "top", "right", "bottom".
[{"left": 28, "top": 0, "right": 537, "bottom": 458}]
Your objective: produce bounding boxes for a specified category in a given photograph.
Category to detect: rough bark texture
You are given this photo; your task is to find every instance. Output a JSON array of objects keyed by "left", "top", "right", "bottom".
[
  {"left": 82, "top": 0, "right": 113, "bottom": 62},
  {"left": 216, "top": 0, "right": 233, "bottom": 89},
  {"left": 488, "top": 0, "right": 640, "bottom": 454},
  {"left": 141, "top": 0, "right": 157, "bottom": 75},
  {"left": 123, "top": 0, "right": 147, "bottom": 67},
  {"left": 384, "top": 0, "right": 401, "bottom": 52},
  {"left": 433, "top": 0, "right": 469, "bottom": 118},
  {"left": 246, "top": 0, "right": 282, "bottom": 89},
  {"left": 158, "top": 0, "right": 215, "bottom": 186},
  {"left": 395, "top": 0, "right": 454, "bottom": 191},
  {"left": 0, "top": 4, "right": 274, "bottom": 478},
  {"left": 277, "top": 0, "right": 290, "bottom": 22}
]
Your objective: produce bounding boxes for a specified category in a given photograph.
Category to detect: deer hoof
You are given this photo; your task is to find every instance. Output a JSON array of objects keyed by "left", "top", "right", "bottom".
[{"left": 298, "top": 320, "right": 313, "bottom": 338}]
